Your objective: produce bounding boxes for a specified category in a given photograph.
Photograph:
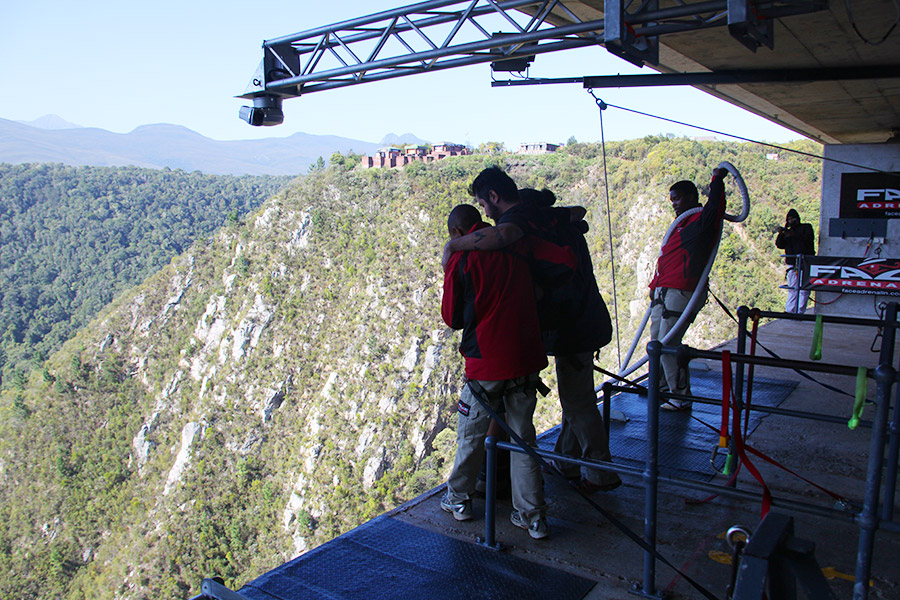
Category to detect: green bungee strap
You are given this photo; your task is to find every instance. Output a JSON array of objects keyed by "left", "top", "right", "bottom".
[
  {"left": 809, "top": 314, "right": 823, "bottom": 361},
  {"left": 848, "top": 367, "right": 868, "bottom": 430}
]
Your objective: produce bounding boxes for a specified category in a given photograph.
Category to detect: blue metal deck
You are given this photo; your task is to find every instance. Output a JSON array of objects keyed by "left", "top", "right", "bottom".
[
  {"left": 237, "top": 515, "right": 596, "bottom": 600},
  {"left": 539, "top": 369, "right": 798, "bottom": 481}
]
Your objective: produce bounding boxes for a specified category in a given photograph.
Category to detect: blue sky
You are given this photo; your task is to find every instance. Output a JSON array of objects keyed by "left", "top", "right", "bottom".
[{"left": 0, "top": 0, "right": 804, "bottom": 148}]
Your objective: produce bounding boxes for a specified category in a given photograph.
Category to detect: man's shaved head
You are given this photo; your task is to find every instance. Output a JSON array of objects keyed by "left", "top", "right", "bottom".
[{"left": 448, "top": 204, "right": 483, "bottom": 236}]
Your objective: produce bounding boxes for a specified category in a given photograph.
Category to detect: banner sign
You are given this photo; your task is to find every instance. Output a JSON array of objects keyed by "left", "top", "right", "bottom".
[
  {"left": 803, "top": 256, "right": 900, "bottom": 296},
  {"left": 839, "top": 172, "right": 900, "bottom": 218}
]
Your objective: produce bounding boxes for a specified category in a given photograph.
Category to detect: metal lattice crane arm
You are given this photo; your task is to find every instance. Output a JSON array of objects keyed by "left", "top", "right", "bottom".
[{"left": 238, "top": 0, "right": 826, "bottom": 125}]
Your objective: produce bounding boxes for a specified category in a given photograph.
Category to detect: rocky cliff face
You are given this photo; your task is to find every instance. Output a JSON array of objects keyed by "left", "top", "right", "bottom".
[
  {"left": 0, "top": 140, "right": 822, "bottom": 599},
  {"left": 114, "top": 166, "right": 465, "bottom": 568}
]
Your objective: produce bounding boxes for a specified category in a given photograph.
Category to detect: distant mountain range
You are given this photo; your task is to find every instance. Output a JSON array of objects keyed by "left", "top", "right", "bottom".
[
  {"left": 380, "top": 132, "right": 429, "bottom": 146},
  {"left": 0, "top": 116, "right": 428, "bottom": 176}
]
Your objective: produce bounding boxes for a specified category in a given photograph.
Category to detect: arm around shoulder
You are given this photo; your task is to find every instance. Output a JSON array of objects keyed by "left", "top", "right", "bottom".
[
  {"left": 446, "top": 222, "right": 523, "bottom": 253},
  {"left": 566, "top": 206, "right": 587, "bottom": 222},
  {"left": 441, "top": 253, "right": 464, "bottom": 329}
]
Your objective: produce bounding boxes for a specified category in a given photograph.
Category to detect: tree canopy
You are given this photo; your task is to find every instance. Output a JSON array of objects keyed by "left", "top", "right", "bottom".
[{"left": 0, "top": 163, "right": 292, "bottom": 387}]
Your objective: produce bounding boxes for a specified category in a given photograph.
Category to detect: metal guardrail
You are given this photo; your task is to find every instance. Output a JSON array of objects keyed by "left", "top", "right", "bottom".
[{"left": 480, "top": 302, "right": 900, "bottom": 600}]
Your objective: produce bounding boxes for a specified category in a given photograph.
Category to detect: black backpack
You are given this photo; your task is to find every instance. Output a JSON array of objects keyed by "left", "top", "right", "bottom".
[{"left": 522, "top": 206, "right": 613, "bottom": 354}]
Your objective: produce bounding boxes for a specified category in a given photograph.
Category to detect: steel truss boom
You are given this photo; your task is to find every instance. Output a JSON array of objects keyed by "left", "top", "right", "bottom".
[{"left": 239, "top": 0, "right": 826, "bottom": 121}]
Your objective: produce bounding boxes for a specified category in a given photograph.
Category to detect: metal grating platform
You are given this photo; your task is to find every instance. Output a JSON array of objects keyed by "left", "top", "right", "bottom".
[
  {"left": 539, "top": 369, "right": 798, "bottom": 481},
  {"left": 237, "top": 515, "right": 596, "bottom": 600}
]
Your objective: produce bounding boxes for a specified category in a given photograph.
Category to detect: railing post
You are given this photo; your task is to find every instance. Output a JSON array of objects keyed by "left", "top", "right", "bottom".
[
  {"left": 882, "top": 302, "right": 900, "bottom": 522},
  {"left": 732, "top": 305, "right": 750, "bottom": 480},
  {"left": 853, "top": 359, "right": 896, "bottom": 599},
  {"left": 482, "top": 435, "right": 498, "bottom": 549},
  {"left": 640, "top": 340, "right": 663, "bottom": 597}
]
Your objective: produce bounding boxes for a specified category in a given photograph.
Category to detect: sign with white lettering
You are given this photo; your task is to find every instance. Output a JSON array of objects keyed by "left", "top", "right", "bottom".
[
  {"left": 839, "top": 172, "right": 900, "bottom": 218},
  {"left": 803, "top": 256, "right": 900, "bottom": 296}
]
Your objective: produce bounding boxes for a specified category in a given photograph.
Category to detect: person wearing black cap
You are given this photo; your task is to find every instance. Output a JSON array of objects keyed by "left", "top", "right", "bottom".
[{"left": 775, "top": 208, "right": 816, "bottom": 313}]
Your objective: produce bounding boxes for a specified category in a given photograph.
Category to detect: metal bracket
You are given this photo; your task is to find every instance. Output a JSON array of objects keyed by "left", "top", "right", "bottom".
[
  {"left": 732, "top": 513, "right": 836, "bottom": 599},
  {"left": 490, "top": 32, "right": 536, "bottom": 72},
  {"left": 828, "top": 218, "right": 887, "bottom": 239},
  {"left": 188, "top": 578, "right": 250, "bottom": 600},
  {"left": 604, "top": 0, "right": 660, "bottom": 67},
  {"left": 264, "top": 43, "right": 301, "bottom": 89},
  {"left": 728, "top": 0, "right": 774, "bottom": 52}
]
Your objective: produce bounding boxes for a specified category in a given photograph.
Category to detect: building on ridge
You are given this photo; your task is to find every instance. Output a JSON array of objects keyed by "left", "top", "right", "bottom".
[
  {"left": 518, "top": 142, "right": 559, "bottom": 154},
  {"left": 361, "top": 143, "right": 470, "bottom": 168}
]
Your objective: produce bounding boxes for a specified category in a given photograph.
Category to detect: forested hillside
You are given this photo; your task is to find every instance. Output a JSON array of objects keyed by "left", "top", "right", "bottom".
[
  {"left": 0, "top": 138, "right": 822, "bottom": 599},
  {"left": 0, "top": 164, "right": 293, "bottom": 387}
]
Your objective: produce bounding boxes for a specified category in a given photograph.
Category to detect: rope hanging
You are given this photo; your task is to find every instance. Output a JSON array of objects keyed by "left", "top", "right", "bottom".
[
  {"left": 594, "top": 91, "right": 623, "bottom": 369},
  {"left": 589, "top": 99, "right": 899, "bottom": 178}
]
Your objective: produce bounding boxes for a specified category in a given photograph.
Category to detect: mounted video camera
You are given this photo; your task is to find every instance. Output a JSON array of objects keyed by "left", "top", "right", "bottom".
[{"left": 239, "top": 95, "right": 283, "bottom": 127}]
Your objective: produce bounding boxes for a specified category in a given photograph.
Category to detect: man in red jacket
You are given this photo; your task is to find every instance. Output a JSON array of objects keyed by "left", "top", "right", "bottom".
[
  {"left": 441, "top": 202, "right": 550, "bottom": 539},
  {"left": 649, "top": 168, "right": 728, "bottom": 410}
]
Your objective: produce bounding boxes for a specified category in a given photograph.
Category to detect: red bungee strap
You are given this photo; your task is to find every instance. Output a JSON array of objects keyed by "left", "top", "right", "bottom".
[
  {"left": 687, "top": 350, "right": 850, "bottom": 510},
  {"left": 724, "top": 350, "right": 772, "bottom": 516},
  {"left": 686, "top": 404, "right": 850, "bottom": 508}
]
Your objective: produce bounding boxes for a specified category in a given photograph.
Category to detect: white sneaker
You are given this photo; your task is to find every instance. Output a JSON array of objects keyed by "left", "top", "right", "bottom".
[
  {"left": 661, "top": 398, "right": 692, "bottom": 411},
  {"left": 440, "top": 494, "right": 473, "bottom": 521},
  {"left": 510, "top": 511, "right": 549, "bottom": 539}
]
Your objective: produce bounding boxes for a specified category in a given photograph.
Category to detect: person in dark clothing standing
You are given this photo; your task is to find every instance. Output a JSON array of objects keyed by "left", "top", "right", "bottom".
[
  {"left": 775, "top": 208, "right": 816, "bottom": 313},
  {"left": 516, "top": 188, "right": 621, "bottom": 493},
  {"left": 441, "top": 203, "right": 550, "bottom": 539},
  {"left": 649, "top": 168, "right": 728, "bottom": 410}
]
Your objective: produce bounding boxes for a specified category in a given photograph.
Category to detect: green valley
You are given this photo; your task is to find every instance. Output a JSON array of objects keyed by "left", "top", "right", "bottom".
[{"left": 0, "top": 137, "right": 822, "bottom": 599}]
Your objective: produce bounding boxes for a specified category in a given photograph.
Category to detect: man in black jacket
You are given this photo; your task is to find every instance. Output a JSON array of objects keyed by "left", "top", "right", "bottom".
[{"left": 775, "top": 208, "right": 816, "bottom": 313}]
